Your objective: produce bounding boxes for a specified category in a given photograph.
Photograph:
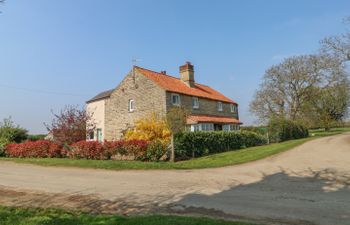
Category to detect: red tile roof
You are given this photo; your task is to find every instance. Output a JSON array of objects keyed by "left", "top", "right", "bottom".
[
  {"left": 135, "top": 66, "right": 237, "bottom": 104},
  {"left": 187, "top": 114, "right": 242, "bottom": 124}
]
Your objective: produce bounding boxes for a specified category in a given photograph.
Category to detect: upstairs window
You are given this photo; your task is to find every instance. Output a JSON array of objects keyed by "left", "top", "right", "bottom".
[
  {"left": 230, "top": 104, "right": 238, "bottom": 113},
  {"left": 192, "top": 97, "right": 199, "bottom": 109},
  {"left": 171, "top": 93, "right": 180, "bottom": 106},
  {"left": 217, "top": 101, "right": 223, "bottom": 111},
  {"left": 128, "top": 99, "right": 135, "bottom": 112}
]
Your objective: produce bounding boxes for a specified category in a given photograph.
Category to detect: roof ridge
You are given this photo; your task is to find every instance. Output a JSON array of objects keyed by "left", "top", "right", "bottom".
[
  {"left": 134, "top": 66, "right": 210, "bottom": 87},
  {"left": 134, "top": 66, "right": 179, "bottom": 80}
]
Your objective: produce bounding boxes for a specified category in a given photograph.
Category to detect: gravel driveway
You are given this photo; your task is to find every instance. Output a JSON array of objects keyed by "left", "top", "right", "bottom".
[{"left": 1, "top": 133, "right": 350, "bottom": 225}]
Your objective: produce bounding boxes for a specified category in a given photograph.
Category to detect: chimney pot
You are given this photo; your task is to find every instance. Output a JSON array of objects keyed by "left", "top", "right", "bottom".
[{"left": 160, "top": 70, "right": 166, "bottom": 74}]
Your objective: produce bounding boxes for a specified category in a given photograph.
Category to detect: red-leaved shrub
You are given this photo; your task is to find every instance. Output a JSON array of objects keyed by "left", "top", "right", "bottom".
[
  {"left": 69, "top": 141, "right": 105, "bottom": 160},
  {"left": 5, "top": 140, "right": 62, "bottom": 158},
  {"left": 4, "top": 139, "right": 150, "bottom": 161},
  {"left": 104, "top": 140, "right": 149, "bottom": 160}
]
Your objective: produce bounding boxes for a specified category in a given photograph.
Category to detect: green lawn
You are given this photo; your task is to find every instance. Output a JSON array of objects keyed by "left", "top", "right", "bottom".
[
  {"left": 0, "top": 206, "right": 256, "bottom": 225},
  {"left": 1, "top": 128, "right": 349, "bottom": 171}
]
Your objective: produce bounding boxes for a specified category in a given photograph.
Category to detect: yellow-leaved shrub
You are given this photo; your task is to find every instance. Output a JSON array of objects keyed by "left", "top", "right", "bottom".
[{"left": 124, "top": 113, "right": 171, "bottom": 145}]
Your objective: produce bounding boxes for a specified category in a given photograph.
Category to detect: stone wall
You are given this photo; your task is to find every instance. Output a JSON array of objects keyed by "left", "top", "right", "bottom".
[
  {"left": 104, "top": 70, "right": 167, "bottom": 140},
  {"left": 165, "top": 92, "right": 239, "bottom": 119}
]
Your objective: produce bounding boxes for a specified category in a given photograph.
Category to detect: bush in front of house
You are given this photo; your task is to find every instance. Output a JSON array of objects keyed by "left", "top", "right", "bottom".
[
  {"left": 174, "top": 131, "right": 267, "bottom": 159},
  {"left": 103, "top": 140, "right": 149, "bottom": 160},
  {"left": 69, "top": 141, "right": 106, "bottom": 160},
  {"left": 5, "top": 140, "right": 63, "bottom": 158},
  {"left": 145, "top": 140, "right": 168, "bottom": 161},
  {"left": 124, "top": 113, "right": 171, "bottom": 146},
  {"left": 268, "top": 117, "right": 309, "bottom": 143},
  {"left": 104, "top": 140, "right": 149, "bottom": 160}
]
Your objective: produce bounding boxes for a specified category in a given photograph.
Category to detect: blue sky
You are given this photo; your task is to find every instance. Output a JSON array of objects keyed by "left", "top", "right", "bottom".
[{"left": 0, "top": 0, "right": 349, "bottom": 134}]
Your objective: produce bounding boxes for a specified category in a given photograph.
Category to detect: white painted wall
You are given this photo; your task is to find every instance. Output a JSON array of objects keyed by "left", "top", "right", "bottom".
[{"left": 86, "top": 99, "right": 105, "bottom": 141}]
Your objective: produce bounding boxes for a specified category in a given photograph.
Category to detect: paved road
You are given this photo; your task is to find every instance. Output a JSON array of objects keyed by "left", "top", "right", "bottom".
[{"left": 1, "top": 134, "right": 350, "bottom": 225}]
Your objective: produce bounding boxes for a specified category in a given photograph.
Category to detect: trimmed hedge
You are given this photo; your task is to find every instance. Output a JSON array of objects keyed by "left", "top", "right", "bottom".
[
  {"left": 4, "top": 140, "right": 154, "bottom": 161},
  {"left": 174, "top": 131, "right": 267, "bottom": 159},
  {"left": 268, "top": 118, "right": 309, "bottom": 142},
  {"left": 69, "top": 141, "right": 105, "bottom": 160},
  {"left": 5, "top": 140, "right": 63, "bottom": 158}
]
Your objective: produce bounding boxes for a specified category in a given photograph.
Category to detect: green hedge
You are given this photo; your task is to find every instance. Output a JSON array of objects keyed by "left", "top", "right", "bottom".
[
  {"left": 268, "top": 118, "right": 309, "bottom": 142},
  {"left": 174, "top": 131, "right": 267, "bottom": 159}
]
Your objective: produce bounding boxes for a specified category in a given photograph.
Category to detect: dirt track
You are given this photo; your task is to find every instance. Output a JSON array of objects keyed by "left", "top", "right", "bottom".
[{"left": 1, "top": 134, "right": 350, "bottom": 225}]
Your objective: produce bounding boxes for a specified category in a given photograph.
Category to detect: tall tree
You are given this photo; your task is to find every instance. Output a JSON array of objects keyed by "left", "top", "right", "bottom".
[
  {"left": 321, "top": 17, "right": 350, "bottom": 62},
  {"left": 306, "top": 81, "right": 350, "bottom": 130},
  {"left": 250, "top": 54, "right": 349, "bottom": 126}
]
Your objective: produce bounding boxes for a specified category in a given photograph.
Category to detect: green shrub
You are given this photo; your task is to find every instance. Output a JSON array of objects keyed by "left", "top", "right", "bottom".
[
  {"left": 0, "top": 137, "right": 10, "bottom": 157},
  {"left": 174, "top": 131, "right": 267, "bottom": 159},
  {"left": 268, "top": 117, "right": 309, "bottom": 142},
  {"left": 145, "top": 140, "right": 168, "bottom": 161},
  {"left": 240, "top": 126, "right": 267, "bottom": 136},
  {"left": 0, "top": 117, "right": 28, "bottom": 143}
]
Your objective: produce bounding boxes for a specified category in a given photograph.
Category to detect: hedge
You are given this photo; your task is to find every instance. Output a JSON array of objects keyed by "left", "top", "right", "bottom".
[
  {"left": 268, "top": 118, "right": 309, "bottom": 142},
  {"left": 4, "top": 140, "right": 163, "bottom": 161},
  {"left": 5, "top": 140, "right": 63, "bottom": 158},
  {"left": 174, "top": 131, "right": 267, "bottom": 159}
]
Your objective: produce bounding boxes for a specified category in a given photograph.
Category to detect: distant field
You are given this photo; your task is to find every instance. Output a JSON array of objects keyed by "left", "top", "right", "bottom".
[{"left": 309, "top": 127, "right": 350, "bottom": 137}]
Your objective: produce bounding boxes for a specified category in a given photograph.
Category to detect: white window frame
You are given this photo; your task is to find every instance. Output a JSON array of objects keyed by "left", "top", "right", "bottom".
[
  {"left": 96, "top": 128, "right": 103, "bottom": 142},
  {"left": 201, "top": 123, "right": 214, "bottom": 131},
  {"left": 230, "top": 104, "right": 237, "bottom": 113},
  {"left": 128, "top": 99, "right": 135, "bottom": 112},
  {"left": 217, "top": 101, "right": 223, "bottom": 111},
  {"left": 192, "top": 97, "right": 199, "bottom": 109},
  {"left": 223, "top": 124, "right": 230, "bottom": 131},
  {"left": 191, "top": 123, "right": 214, "bottom": 132},
  {"left": 171, "top": 93, "right": 181, "bottom": 106},
  {"left": 191, "top": 124, "right": 200, "bottom": 131}
]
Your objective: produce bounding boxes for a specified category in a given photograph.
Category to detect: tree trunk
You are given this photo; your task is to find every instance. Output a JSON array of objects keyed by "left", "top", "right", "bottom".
[{"left": 170, "top": 134, "right": 175, "bottom": 162}]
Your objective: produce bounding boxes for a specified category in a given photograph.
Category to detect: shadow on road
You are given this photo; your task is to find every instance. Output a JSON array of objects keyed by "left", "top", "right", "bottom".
[
  {"left": 0, "top": 168, "right": 349, "bottom": 225},
  {"left": 168, "top": 168, "right": 350, "bottom": 225}
]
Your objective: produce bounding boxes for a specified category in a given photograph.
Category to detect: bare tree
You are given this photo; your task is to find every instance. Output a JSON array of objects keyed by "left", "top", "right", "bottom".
[
  {"left": 250, "top": 54, "right": 349, "bottom": 125},
  {"left": 321, "top": 16, "right": 350, "bottom": 62}
]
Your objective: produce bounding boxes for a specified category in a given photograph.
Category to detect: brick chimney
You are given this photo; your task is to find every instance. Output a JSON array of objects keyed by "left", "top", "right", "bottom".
[{"left": 179, "top": 61, "right": 195, "bottom": 87}]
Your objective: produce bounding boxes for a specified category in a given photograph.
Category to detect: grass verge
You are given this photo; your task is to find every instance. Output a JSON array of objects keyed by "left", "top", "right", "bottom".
[{"left": 0, "top": 206, "right": 256, "bottom": 225}]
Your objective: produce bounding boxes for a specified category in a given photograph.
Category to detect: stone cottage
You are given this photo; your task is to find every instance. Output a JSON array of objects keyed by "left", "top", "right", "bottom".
[{"left": 86, "top": 62, "right": 241, "bottom": 141}]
